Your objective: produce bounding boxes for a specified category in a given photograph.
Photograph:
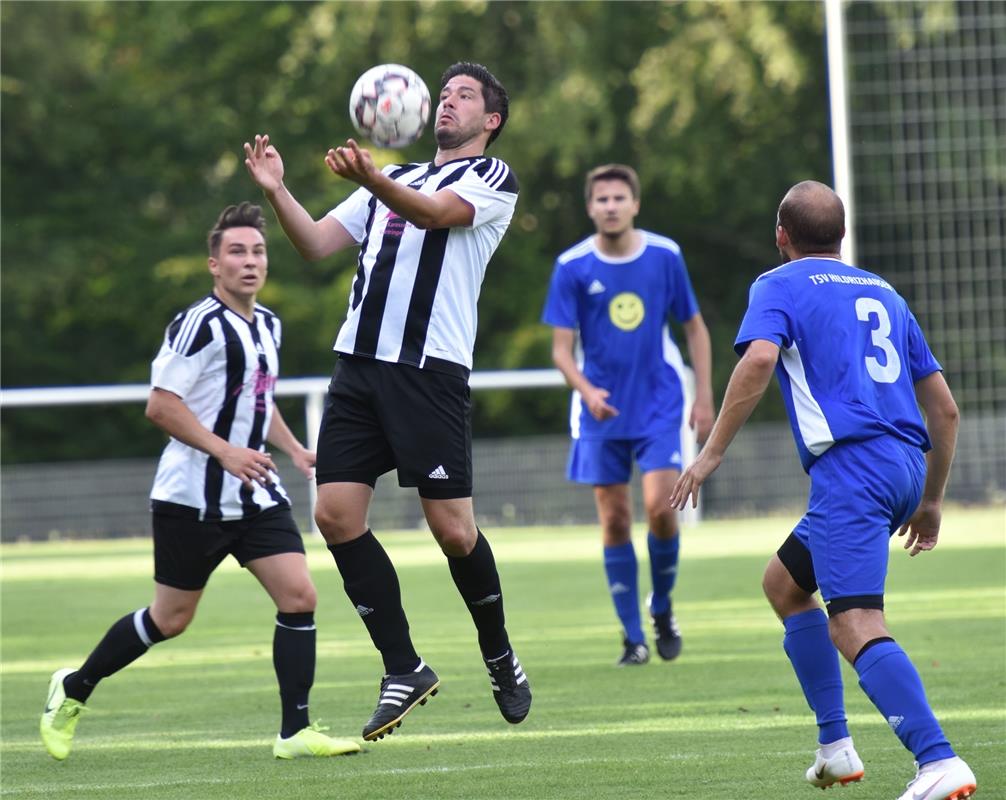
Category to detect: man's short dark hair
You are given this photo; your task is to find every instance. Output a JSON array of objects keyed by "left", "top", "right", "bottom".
[
  {"left": 440, "top": 62, "right": 509, "bottom": 146},
  {"left": 208, "top": 202, "right": 266, "bottom": 256},
  {"left": 584, "top": 164, "right": 641, "bottom": 205},
  {"left": 778, "top": 181, "right": 845, "bottom": 253}
]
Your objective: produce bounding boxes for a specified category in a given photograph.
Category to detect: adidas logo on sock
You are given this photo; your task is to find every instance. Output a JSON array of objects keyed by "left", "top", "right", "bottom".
[
  {"left": 355, "top": 604, "right": 374, "bottom": 617},
  {"left": 887, "top": 714, "right": 905, "bottom": 731},
  {"left": 587, "top": 279, "right": 606, "bottom": 295},
  {"left": 609, "top": 581, "right": 630, "bottom": 594},
  {"left": 428, "top": 465, "right": 449, "bottom": 479}
]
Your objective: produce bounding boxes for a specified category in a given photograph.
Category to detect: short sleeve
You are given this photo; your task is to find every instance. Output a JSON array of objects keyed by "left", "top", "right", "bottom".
[
  {"left": 327, "top": 184, "right": 374, "bottom": 243},
  {"left": 667, "top": 250, "right": 700, "bottom": 323},
  {"left": 906, "top": 310, "right": 942, "bottom": 382},
  {"left": 541, "top": 260, "right": 580, "bottom": 329},
  {"left": 447, "top": 158, "right": 519, "bottom": 228},
  {"left": 735, "top": 274, "right": 793, "bottom": 354},
  {"left": 150, "top": 313, "right": 221, "bottom": 398}
]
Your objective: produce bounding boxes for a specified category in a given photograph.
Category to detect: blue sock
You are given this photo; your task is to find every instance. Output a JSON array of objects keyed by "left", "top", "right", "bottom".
[
  {"left": 782, "top": 609, "right": 849, "bottom": 744},
  {"left": 647, "top": 532, "right": 679, "bottom": 615},
  {"left": 603, "top": 542, "right": 644, "bottom": 644},
  {"left": 855, "top": 640, "right": 955, "bottom": 765}
]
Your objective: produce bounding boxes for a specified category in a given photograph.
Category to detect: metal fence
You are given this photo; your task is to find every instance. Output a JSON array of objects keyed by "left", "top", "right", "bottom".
[{"left": 3, "top": 414, "right": 1002, "bottom": 542}]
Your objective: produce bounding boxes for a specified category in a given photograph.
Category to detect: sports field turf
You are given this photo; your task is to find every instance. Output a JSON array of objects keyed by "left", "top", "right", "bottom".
[{"left": 2, "top": 506, "right": 1003, "bottom": 799}]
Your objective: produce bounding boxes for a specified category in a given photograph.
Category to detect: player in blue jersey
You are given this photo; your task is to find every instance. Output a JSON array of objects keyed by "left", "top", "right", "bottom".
[
  {"left": 670, "top": 181, "right": 976, "bottom": 800},
  {"left": 543, "top": 164, "right": 713, "bottom": 666}
]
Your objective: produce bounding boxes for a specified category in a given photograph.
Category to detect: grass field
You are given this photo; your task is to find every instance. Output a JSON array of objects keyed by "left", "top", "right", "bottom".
[{"left": 2, "top": 507, "right": 1003, "bottom": 799}]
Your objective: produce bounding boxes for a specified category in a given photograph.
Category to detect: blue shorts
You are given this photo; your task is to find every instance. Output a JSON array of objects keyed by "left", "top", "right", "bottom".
[
  {"left": 567, "top": 429, "right": 683, "bottom": 485},
  {"left": 792, "top": 435, "right": 925, "bottom": 605}
]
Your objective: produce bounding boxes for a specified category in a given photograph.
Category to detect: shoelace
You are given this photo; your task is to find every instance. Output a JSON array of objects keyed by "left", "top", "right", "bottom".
[
  {"left": 487, "top": 658, "right": 517, "bottom": 689},
  {"left": 305, "top": 720, "right": 330, "bottom": 734}
]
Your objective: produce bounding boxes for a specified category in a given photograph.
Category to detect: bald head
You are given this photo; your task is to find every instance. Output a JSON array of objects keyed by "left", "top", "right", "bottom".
[{"left": 777, "top": 180, "right": 845, "bottom": 256}]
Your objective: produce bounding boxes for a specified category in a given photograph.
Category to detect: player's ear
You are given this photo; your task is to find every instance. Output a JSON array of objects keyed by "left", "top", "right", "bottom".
[
  {"left": 484, "top": 112, "right": 501, "bottom": 133},
  {"left": 775, "top": 225, "right": 789, "bottom": 249},
  {"left": 208, "top": 257, "right": 220, "bottom": 277}
]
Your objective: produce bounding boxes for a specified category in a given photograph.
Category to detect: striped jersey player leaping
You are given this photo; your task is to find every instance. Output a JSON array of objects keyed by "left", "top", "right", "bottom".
[{"left": 244, "top": 62, "right": 531, "bottom": 742}]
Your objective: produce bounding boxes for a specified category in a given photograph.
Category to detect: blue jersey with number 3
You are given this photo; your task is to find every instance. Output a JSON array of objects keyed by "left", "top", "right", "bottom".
[{"left": 735, "top": 257, "right": 941, "bottom": 472}]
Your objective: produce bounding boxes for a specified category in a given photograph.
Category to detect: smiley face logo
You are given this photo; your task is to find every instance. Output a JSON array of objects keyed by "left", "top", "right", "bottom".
[{"left": 609, "top": 292, "right": 645, "bottom": 331}]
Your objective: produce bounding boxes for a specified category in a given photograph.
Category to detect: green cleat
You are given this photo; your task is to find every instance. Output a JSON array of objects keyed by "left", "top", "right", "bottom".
[
  {"left": 40, "top": 668, "right": 87, "bottom": 760},
  {"left": 273, "top": 721, "right": 361, "bottom": 759}
]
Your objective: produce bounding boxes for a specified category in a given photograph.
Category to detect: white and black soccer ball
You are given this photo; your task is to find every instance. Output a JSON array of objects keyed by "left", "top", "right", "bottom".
[{"left": 348, "top": 64, "right": 431, "bottom": 149}]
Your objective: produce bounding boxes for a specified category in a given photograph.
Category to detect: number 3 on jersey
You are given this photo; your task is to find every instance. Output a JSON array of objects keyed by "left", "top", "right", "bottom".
[{"left": 855, "top": 297, "right": 902, "bottom": 383}]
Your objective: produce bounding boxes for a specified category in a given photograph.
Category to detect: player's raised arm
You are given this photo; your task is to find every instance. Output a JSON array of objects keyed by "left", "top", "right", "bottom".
[
  {"left": 325, "top": 139, "right": 475, "bottom": 230},
  {"left": 244, "top": 133, "right": 357, "bottom": 261}
]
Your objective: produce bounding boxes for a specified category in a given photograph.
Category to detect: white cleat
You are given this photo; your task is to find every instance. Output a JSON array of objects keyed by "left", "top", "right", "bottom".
[
  {"left": 896, "top": 757, "right": 977, "bottom": 800},
  {"left": 806, "top": 740, "right": 865, "bottom": 788}
]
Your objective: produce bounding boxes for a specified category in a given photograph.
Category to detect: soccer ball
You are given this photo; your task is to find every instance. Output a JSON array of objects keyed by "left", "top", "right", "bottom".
[{"left": 348, "top": 64, "right": 431, "bottom": 149}]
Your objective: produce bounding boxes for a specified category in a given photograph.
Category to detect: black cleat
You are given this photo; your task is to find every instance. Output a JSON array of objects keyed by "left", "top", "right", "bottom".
[
  {"left": 617, "top": 638, "right": 650, "bottom": 666},
  {"left": 485, "top": 650, "right": 532, "bottom": 724},
  {"left": 362, "top": 660, "right": 440, "bottom": 741},
  {"left": 652, "top": 607, "right": 682, "bottom": 661}
]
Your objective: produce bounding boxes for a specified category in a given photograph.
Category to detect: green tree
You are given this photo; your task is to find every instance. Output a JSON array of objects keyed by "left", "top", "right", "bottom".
[{"left": 2, "top": 1, "right": 830, "bottom": 462}]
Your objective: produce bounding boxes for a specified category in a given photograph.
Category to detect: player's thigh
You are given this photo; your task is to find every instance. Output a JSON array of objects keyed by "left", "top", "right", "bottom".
[
  {"left": 316, "top": 482, "right": 374, "bottom": 542},
  {"left": 634, "top": 427, "right": 684, "bottom": 475},
  {"left": 377, "top": 364, "right": 473, "bottom": 499},
  {"left": 797, "top": 436, "right": 923, "bottom": 612},
  {"left": 568, "top": 437, "right": 633, "bottom": 485},
  {"left": 152, "top": 504, "right": 232, "bottom": 591},
  {"left": 316, "top": 356, "right": 396, "bottom": 487},
  {"left": 246, "top": 551, "right": 317, "bottom": 613}
]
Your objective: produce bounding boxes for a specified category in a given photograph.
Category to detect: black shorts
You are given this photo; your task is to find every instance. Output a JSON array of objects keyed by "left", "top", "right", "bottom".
[
  {"left": 316, "top": 355, "right": 473, "bottom": 499},
  {"left": 152, "top": 501, "right": 305, "bottom": 591}
]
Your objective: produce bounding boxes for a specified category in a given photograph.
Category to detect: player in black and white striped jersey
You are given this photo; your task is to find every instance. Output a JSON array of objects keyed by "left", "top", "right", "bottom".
[
  {"left": 244, "top": 62, "right": 531, "bottom": 741},
  {"left": 39, "top": 204, "right": 359, "bottom": 762}
]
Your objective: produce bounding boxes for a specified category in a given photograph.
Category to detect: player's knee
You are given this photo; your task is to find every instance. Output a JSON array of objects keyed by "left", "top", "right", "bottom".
[
  {"left": 646, "top": 505, "right": 678, "bottom": 537},
  {"left": 434, "top": 525, "right": 475, "bottom": 558},
  {"left": 314, "top": 502, "right": 354, "bottom": 543},
  {"left": 287, "top": 582, "right": 318, "bottom": 613},
  {"left": 155, "top": 608, "right": 195, "bottom": 638}
]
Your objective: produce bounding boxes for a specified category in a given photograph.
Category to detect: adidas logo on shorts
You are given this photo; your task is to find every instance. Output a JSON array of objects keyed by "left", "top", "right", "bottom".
[{"left": 428, "top": 465, "right": 449, "bottom": 480}]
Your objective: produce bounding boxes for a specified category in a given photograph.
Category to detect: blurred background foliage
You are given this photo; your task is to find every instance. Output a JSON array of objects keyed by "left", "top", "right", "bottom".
[{"left": 1, "top": 1, "right": 831, "bottom": 462}]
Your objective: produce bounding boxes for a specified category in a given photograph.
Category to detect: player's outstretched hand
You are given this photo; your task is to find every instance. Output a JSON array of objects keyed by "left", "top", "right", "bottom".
[
  {"left": 326, "top": 139, "right": 378, "bottom": 187},
  {"left": 243, "top": 134, "right": 285, "bottom": 195},
  {"left": 219, "top": 445, "right": 278, "bottom": 488},
  {"left": 897, "top": 499, "right": 942, "bottom": 556},
  {"left": 668, "top": 450, "right": 722, "bottom": 510}
]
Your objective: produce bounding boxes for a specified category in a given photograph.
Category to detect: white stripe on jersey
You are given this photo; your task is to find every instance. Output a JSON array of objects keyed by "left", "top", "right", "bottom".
[
  {"left": 329, "top": 156, "right": 518, "bottom": 372},
  {"left": 150, "top": 296, "right": 291, "bottom": 520},
  {"left": 779, "top": 341, "right": 835, "bottom": 456},
  {"left": 173, "top": 296, "right": 218, "bottom": 356}
]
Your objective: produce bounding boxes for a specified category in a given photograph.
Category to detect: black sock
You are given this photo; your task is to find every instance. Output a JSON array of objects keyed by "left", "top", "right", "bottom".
[
  {"left": 448, "top": 530, "right": 510, "bottom": 660},
  {"left": 329, "top": 530, "right": 419, "bottom": 675},
  {"left": 274, "top": 612, "right": 316, "bottom": 738},
  {"left": 64, "top": 608, "right": 166, "bottom": 703}
]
